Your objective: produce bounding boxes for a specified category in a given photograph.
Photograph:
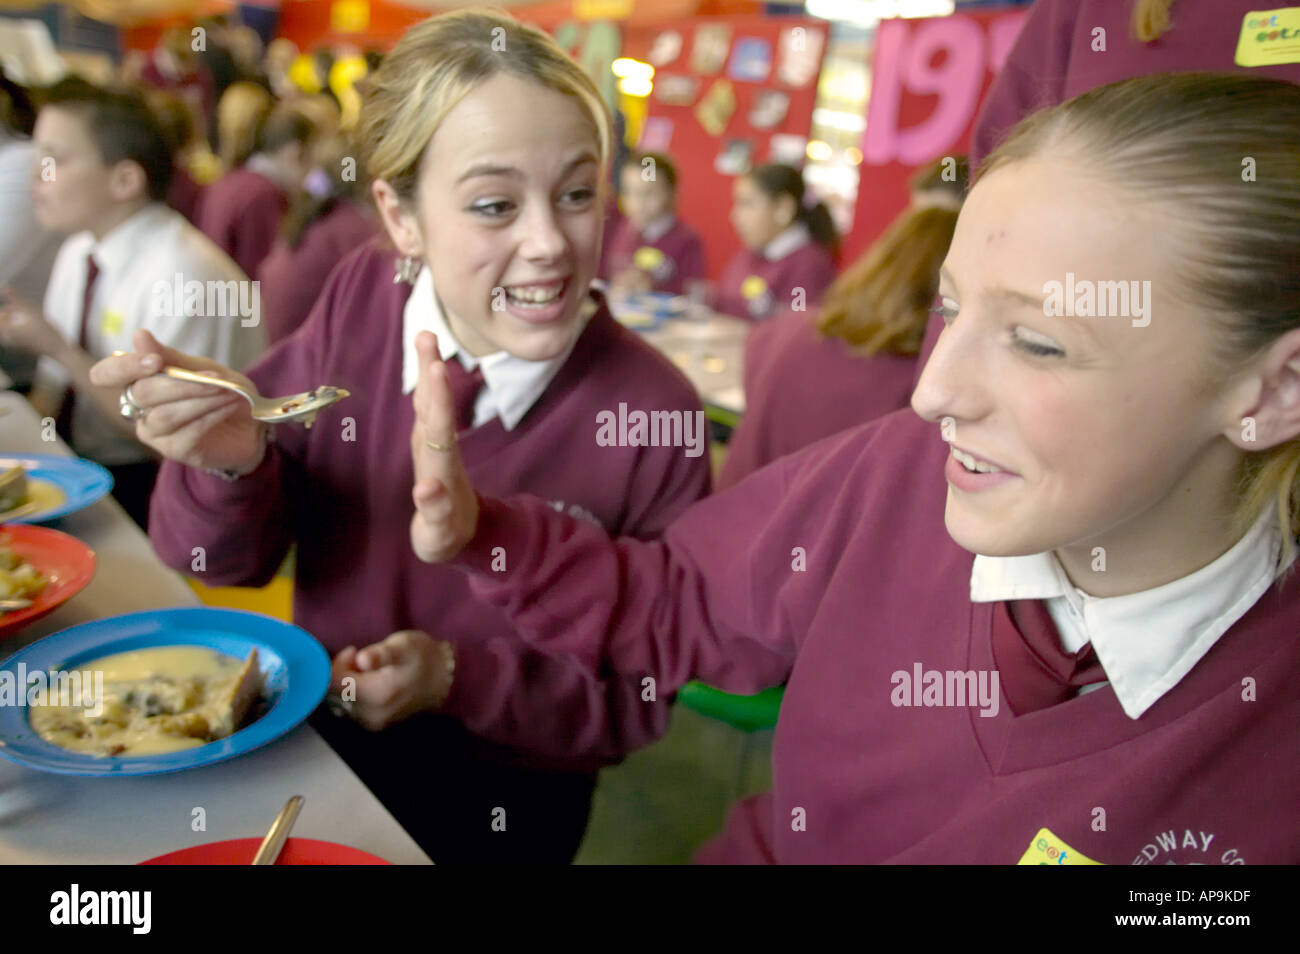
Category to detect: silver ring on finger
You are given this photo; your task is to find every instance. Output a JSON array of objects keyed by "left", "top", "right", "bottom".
[{"left": 119, "top": 384, "right": 147, "bottom": 422}]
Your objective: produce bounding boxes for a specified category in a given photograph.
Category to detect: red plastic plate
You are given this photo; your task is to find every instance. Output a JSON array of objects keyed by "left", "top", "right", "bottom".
[
  {"left": 0, "top": 525, "right": 95, "bottom": 640},
  {"left": 140, "top": 837, "right": 391, "bottom": 865}
]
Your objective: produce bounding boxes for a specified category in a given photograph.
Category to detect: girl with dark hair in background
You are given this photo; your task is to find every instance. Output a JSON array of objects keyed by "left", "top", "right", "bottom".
[
  {"left": 715, "top": 162, "right": 838, "bottom": 322},
  {"left": 719, "top": 157, "right": 967, "bottom": 489}
]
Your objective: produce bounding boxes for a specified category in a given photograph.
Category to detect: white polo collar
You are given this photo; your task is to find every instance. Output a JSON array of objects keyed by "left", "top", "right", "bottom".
[
  {"left": 639, "top": 214, "right": 676, "bottom": 244},
  {"left": 763, "top": 221, "right": 810, "bottom": 261},
  {"left": 400, "top": 265, "right": 594, "bottom": 431},
  {"left": 970, "top": 506, "right": 1290, "bottom": 719}
]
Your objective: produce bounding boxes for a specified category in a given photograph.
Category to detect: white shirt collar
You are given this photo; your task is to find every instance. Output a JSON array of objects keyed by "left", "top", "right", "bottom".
[
  {"left": 400, "top": 265, "right": 595, "bottom": 431},
  {"left": 244, "top": 152, "right": 294, "bottom": 192},
  {"left": 763, "top": 221, "right": 810, "bottom": 261},
  {"left": 970, "top": 507, "right": 1291, "bottom": 719},
  {"left": 90, "top": 202, "right": 172, "bottom": 274},
  {"left": 640, "top": 214, "right": 676, "bottom": 244}
]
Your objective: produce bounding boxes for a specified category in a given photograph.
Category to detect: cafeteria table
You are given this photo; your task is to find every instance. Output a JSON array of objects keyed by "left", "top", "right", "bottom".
[
  {"left": 0, "top": 389, "right": 432, "bottom": 864},
  {"left": 609, "top": 303, "right": 750, "bottom": 426}
]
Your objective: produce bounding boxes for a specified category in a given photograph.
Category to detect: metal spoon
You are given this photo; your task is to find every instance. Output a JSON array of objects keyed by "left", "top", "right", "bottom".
[
  {"left": 251, "top": 794, "right": 304, "bottom": 865},
  {"left": 0, "top": 598, "right": 32, "bottom": 611},
  {"left": 157, "top": 367, "right": 350, "bottom": 429}
]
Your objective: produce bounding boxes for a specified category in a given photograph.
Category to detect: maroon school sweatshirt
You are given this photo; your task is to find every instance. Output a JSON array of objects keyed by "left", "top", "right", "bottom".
[
  {"left": 714, "top": 241, "right": 837, "bottom": 322},
  {"left": 196, "top": 166, "right": 288, "bottom": 280},
  {"left": 257, "top": 200, "right": 378, "bottom": 344},
  {"left": 148, "top": 239, "right": 711, "bottom": 772},
  {"left": 601, "top": 217, "right": 706, "bottom": 295},
  {"left": 915, "top": 0, "right": 1300, "bottom": 384},
  {"left": 450, "top": 408, "right": 1299, "bottom": 863},
  {"left": 718, "top": 308, "right": 917, "bottom": 490}
]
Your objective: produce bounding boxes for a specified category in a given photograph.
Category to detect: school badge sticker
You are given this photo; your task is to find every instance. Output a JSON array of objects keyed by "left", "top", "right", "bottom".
[
  {"left": 100, "top": 309, "right": 125, "bottom": 337},
  {"left": 633, "top": 246, "right": 671, "bottom": 280},
  {"left": 1236, "top": 8, "right": 1300, "bottom": 66},
  {"left": 1017, "top": 828, "right": 1102, "bottom": 865},
  {"left": 741, "top": 275, "right": 772, "bottom": 319}
]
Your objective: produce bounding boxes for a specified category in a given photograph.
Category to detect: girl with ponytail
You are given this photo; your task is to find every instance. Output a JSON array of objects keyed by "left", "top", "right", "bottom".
[
  {"left": 403, "top": 72, "right": 1300, "bottom": 864},
  {"left": 718, "top": 156, "right": 968, "bottom": 489},
  {"left": 715, "top": 163, "right": 839, "bottom": 321}
]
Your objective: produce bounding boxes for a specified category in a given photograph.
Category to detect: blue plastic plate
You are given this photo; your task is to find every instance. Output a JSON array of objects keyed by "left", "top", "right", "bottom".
[
  {"left": 0, "top": 454, "right": 113, "bottom": 523},
  {"left": 609, "top": 291, "right": 689, "bottom": 329},
  {"left": 0, "top": 608, "right": 329, "bottom": 776}
]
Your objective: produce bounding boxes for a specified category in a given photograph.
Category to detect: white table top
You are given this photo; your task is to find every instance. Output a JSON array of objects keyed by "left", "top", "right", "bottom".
[{"left": 0, "top": 390, "right": 432, "bottom": 864}]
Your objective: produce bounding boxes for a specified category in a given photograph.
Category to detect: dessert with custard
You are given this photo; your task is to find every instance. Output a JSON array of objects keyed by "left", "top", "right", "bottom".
[{"left": 30, "top": 646, "right": 263, "bottom": 756}]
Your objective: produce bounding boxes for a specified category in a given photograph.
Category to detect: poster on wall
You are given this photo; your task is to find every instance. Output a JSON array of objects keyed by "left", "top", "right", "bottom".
[
  {"left": 715, "top": 138, "right": 755, "bottom": 175},
  {"left": 727, "top": 37, "right": 772, "bottom": 82},
  {"left": 768, "top": 133, "right": 808, "bottom": 165},
  {"left": 691, "top": 24, "right": 732, "bottom": 74},
  {"left": 655, "top": 74, "right": 700, "bottom": 105},
  {"left": 648, "top": 29, "right": 683, "bottom": 67},
  {"left": 749, "top": 89, "right": 790, "bottom": 128},
  {"left": 777, "top": 25, "right": 825, "bottom": 87},
  {"left": 695, "top": 77, "right": 736, "bottom": 135},
  {"left": 637, "top": 116, "right": 675, "bottom": 152}
]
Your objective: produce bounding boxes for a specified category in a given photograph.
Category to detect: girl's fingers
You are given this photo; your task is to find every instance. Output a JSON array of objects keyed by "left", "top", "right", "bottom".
[
  {"left": 136, "top": 393, "right": 244, "bottom": 439},
  {"left": 357, "top": 640, "right": 396, "bottom": 671},
  {"left": 411, "top": 333, "right": 464, "bottom": 484},
  {"left": 330, "top": 646, "right": 359, "bottom": 691},
  {"left": 87, "top": 349, "right": 162, "bottom": 388}
]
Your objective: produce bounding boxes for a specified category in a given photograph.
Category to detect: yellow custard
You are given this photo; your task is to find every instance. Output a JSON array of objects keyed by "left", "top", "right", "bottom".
[
  {"left": 29, "top": 645, "right": 262, "bottom": 757},
  {"left": 0, "top": 478, "right": 67, "bottom": 521}
]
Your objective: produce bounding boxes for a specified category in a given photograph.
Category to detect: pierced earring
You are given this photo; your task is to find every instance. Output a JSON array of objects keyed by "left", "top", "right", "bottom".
[{"left": 393, "top": 255, "right": 421, "bottom": 284}]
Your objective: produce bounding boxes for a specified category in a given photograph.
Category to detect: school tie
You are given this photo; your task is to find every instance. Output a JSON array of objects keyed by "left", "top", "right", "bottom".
[
  {"left": 78, "top": 253, "right": 99, "bottom": 350},
  {"left": 990, "top": 599, "right": 1108, "bottom": 715},
  {"left": 444, "top": 359, "right": 485, "bottom": 433},
  {"left": 56, "top": 253, "right": 100, "bottom": 439}
]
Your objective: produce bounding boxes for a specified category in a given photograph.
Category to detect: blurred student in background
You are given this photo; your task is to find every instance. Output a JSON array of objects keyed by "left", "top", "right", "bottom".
[
  {"left": 138, "top": 25, "right": 214, "bottom": 139},
  {"left": 716, "top": 163, "right": 838, "bottom": 322},
  {"left": 198, "top": 100, "right": 317, "bottom": 279},
  {"left": 265, "top": 38, "right": 301, "bottom": 101},
  {"left": 211, "top": 79, "right": 271, "bottom": 172},
  {"left": 0, "top": 78, "right": 263, "bottom": 528},
  {"left": 719, "top": 157, "right": 967, "bottom": 490},
  {"left": 257, "top": 134, "right": 379, "bottom": 344},
  {"left": 913, "top": 0, "right": 1300, "bottom": 383},
  {"left": 603, "top": 151, "right": 705, "bottom": 297},
  {"left": 144, "top": 88, "right": 211, "bottom": 225},
  {"left": 0, "top": 69, "right": 61, "bottom": 391}
]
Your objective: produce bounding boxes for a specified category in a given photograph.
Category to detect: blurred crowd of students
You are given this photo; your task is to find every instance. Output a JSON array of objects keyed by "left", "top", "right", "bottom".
[{"left": 0, "top": 16, "right": 381, "bottom": 525}]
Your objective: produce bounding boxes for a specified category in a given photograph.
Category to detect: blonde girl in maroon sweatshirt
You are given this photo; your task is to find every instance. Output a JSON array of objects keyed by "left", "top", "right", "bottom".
[
  {"left": 91, "top": 11, "right": 709, "bottom": 863},
  {"left": 408, "top": 73, "right": 1300, "bottom": 863}
]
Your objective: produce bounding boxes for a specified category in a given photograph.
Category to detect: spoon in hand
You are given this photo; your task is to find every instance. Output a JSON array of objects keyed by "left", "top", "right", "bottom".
[{"left": 157, "top": 367, "right": 350, "bottom": 429}]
